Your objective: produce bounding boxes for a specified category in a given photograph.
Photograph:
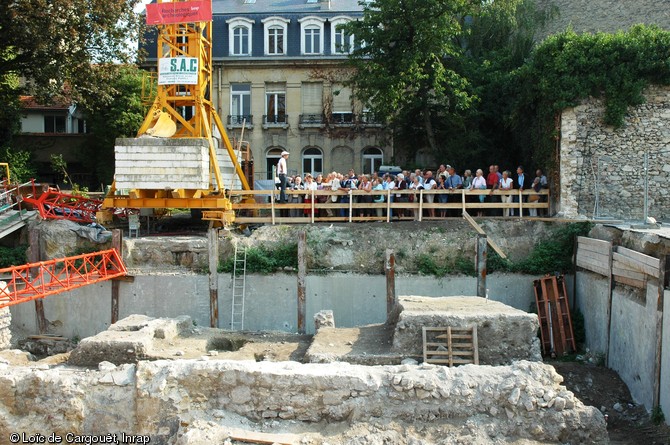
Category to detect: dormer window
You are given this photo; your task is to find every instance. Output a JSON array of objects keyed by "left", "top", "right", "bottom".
[
  {"left": 299, "top": 16, "right": 325, "bottom": 55},
  {"left": 330, "top": 16, "right": 353, "bottom": 55},
  {"left": 263, "top": 17, "right": 290, "bottom": 55},
  {"left": 226, "top": 18, "right": 254, "bottom": 56}
]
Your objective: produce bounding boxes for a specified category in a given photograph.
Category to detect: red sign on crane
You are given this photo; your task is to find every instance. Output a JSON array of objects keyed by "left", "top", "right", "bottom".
[{"left": 146, "top": 1, "right": 212, "bottom": 25}]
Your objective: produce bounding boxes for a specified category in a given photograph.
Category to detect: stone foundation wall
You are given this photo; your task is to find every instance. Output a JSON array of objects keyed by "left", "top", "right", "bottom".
[
  {"left": 559, "top": 85, "right": 670, "bottom": 220},
  {"left": 0, "top": 307, "right": 10, "bottom": 350},
  {"left": 0, "top": 360, "right": 607, "bottom": 444}
]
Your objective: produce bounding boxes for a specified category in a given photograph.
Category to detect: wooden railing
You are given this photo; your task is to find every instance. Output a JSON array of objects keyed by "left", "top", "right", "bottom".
[{"left": 229, "top": 188, "right": 550, "bottom": 224}]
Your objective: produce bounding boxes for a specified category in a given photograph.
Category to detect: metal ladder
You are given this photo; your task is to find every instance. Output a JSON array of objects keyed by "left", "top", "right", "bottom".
[{"left": 231, "top": 244, "right": 247, "bottom": 330}]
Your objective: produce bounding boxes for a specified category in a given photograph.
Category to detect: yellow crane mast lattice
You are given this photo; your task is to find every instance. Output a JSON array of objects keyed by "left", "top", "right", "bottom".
[{"left": 102, "top": 0, "right": 251, "bottom": 227}]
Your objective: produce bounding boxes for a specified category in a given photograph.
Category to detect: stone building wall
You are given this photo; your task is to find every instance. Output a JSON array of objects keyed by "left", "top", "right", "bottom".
[
  {"left": 538, "top": 0, "right": 670, "bottom": 39},
  {"left": 559, "top": 85, "right": 670, "bottom": 221}
]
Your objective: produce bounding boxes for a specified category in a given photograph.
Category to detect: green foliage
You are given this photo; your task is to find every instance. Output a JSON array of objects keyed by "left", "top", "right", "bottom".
[
  {"left": 219, "top": 243, "right": 298, "bottom": 274},
  {"left": 513, "top": 25, "right": 670, "bottom": 166},
  {"left": 416, "top": 253, "right": 475, "bottom": 277},
  {"left": 1, "top": 147, "right": 36, "bottom": 183},
  {"left": 514, "top": 222, "right": 593, "bottom": 274},
  {"left": 651, "top": 406, "right": 665, "bottom": 425},
  {"left": 0, "top": 0, "right": 145, "bottom": 110},
  {"left": 84, "top": 65, "right": 148, "bottom": 184},
  {"left": 0, "top": 245, "right": 27, "bottom": 268}
]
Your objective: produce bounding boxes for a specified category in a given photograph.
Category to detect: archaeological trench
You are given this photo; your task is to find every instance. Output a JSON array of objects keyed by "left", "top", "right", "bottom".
[{"left": 0, "top": 219, "right": 609, "bottom": 444}]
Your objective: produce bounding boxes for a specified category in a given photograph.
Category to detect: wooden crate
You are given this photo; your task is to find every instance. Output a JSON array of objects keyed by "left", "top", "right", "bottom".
[{"left": 422, "top": 326, "right": 479, "bottom": 366}]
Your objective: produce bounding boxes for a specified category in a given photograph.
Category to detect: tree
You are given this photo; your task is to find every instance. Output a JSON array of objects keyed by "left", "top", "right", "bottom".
[
  {"left": 84, "top": 65, "right": 147, "bottom": 185},
  {"left": 0, "top": 0, "right": 145, "bottom": 111},
  {"left": 346, "top": 0, "right": 553, "bottom": 168}
]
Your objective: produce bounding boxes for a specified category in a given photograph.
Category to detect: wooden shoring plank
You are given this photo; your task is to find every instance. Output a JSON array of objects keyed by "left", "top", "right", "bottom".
[
  {"left": 613, "top": 275, "right": 646, "bottom": 289},
  {"left": 616, "top": 246, "right": 661, "bottom": 270},
  {"left": 447, "top": 326, "right": 453, "bottom": 367},
  {"left": 227, "top": 427, "right": 297, "bottom": 445},
  {"left": 576, "top": 258, "right": 610, "bottom": 276},
  {"left": 577, "top": 243, "right": 612, "bottom": 257},
  {"left": 614, "top": 250, "right": 659, "bottom": 276},
  {"left": 577, "top": 249, "right": 610, "bottom": 265},
  {"left": 462, "top": 211, "right": 507, "bottom": 259},
  {"left": 612, "top": 266, "right": 648, "bottom": 283},
  {"left": 577, "top": 236, "right": 612, "bottom": 249}
]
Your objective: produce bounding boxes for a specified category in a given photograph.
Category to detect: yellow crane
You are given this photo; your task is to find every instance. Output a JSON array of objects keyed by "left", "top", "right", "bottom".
[{"left": 102, "top": 0, "right": 251, "bottom": 227}]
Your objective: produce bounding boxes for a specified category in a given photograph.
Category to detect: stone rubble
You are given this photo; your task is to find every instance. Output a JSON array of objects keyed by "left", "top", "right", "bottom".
[
  {"left": 0, "top": 358, "right": 607, "bottom": 444},
  {"left": 0, "top": 306, "right": 11, "bottom": 351}
]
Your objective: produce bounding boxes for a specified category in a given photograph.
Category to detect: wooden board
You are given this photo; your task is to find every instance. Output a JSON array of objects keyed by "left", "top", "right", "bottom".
[
  {"left": 612, "top": 252, "right": 658, "bottom": 277},
  {"left": 616, "top": 247, "right": 660, "bottom": 272},
  {"left": 576, "top": 249, "right": 610, "bottom": 264},
  {"left": 576, "top": 257, "right": 610, "bottom": 276},
  {"left": 613, "top": 275, "right": 646, "bottom": 289},
  {"left": 227, "top": 427, "right": 298, "bottom": 445},
  {"left": 462, "top": 211, "right": 507, "bottom": 259},
  {"left": 423, "top": 326, "right": 479, "bottom": 366},
  {"left": 612, "top": 265, "right": 648, "bottom": 283}
]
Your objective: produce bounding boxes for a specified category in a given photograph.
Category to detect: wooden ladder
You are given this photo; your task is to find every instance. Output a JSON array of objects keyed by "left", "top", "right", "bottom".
[
  {"left": 533, "top": 274, "right": 575, "bottom": 356},
  {"left": 422, "top": 326, "right": 479, "bottom": 366}
]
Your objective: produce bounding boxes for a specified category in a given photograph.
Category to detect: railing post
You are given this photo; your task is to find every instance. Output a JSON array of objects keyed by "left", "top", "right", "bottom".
[
  {"left": 385, "top": 249, "right": 396, "bottom": 317},
  {"left": 462, "top": 189, "right": 466, "bottom": 215},
  {"left": 270, "top": 185, "right": 276, "bottom": 225},
  {"left": 518, "top": 190, "right": 523, "bottom": 219},
  {"left": 348, "top": 190, "right": 353, "bottom": 223},
  {"left": 297, "top": 231, "right": 306, "bottom": 334},
  {"left": 476, "top": 234, "right": 487, "bottom": 298},
  {"left": 418, "top": 190, "right": 424, "bottom": 222},
  {"left": 386, "top": 189, "right": 391, "bottom": 223},
  {"left": 311, "top": 189, "right": 315, "bottom": 224}
]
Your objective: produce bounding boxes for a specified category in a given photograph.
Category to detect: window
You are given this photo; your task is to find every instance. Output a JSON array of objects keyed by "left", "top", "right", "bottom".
[
  {"left": 265, "top": 83, "right": 286, "bottom": 124},
  {"left": 44, "top": 115, "right": 66, "bottom": 133},
  {"left": 262, "top": 17, "right": 289, "bottom": 55},
  {"left": 227, "top": 18, "right": 254, "bottom": 56},
  {"left": 362, "top": 147, "right": 384, "bottom": 175},
  {"left": 331, "top": 17, "right": 353, "bottom": 55},
  {"left": 299, "top": 17, "right": 325, "bottom": 55},
  {"left": 301, "top": 82, "right": 323, "bottom": 124},
  {"left": 331, "top": 84, "right": 353, "bottom": 124},
  {"left": 302, "top": 147, "right": 323, "bottom": 176},
  {"left": 230, "top": 84, "right": 251, "bottom": 125}
]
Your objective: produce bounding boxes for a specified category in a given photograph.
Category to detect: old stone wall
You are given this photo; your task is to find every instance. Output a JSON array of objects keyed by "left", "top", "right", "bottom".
[
  {"left": 0, "top": 307, "right": 10, "bottom": 350},
  {"left": 538, "top": 0, "right": 670, "bottom": 39},
  {"left": 559, "top": 85, "right": 670, "bottom": 221},
  {"left": 0, "top": 359, "right": 607, "bottom": 444}
]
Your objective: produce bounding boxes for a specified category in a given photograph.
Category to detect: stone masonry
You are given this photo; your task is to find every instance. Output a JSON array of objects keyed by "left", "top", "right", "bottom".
[
  {"left": 0, "top": 359, "right": 607, "bottom": 444},
  {"left": 560, "top": 85, "right": 670, "bottom": 220},
  {"left": 0, "top": 307, "right": 10, "bottom": 351}
]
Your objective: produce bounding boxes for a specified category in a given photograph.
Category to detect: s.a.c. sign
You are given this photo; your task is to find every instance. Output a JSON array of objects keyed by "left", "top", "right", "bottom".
[{"left": 158, "top": 57, "right": 199, "bottom": 85}]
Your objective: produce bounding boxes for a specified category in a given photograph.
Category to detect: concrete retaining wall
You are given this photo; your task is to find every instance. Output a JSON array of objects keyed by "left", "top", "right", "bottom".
[
  {"left": 576, "top": 269, "right": 667, "bottom": 412},
  {"left": 662, "top": 289, "right": 670, "bottom": 423},
  {"left": 9, "top": 273, "right": 541, "bottom": 339}
]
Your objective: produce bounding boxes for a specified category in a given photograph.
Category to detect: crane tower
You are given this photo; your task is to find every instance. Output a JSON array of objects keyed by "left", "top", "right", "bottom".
[{"left": 102, "top": 0, "right": 250, "bottom": 226}]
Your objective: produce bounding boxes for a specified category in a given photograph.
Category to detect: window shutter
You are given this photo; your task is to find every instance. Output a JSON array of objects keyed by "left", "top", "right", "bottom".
[
  {"left": 302, "top": 83, "right": 323, "bottom": 114},
  {"left": 332, "top": 85, "right": 352, "bottom": 112}
]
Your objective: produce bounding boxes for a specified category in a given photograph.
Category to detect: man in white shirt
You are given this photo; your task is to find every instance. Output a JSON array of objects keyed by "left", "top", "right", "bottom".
[{"left": 277, "top": 151, "right": 289, "bottom": 203}]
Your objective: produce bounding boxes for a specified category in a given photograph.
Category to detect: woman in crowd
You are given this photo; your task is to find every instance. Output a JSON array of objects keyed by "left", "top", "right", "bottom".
[
  {"left": 498, "top": 170, "right": 514, "bottom": 217},
  {"left": 436, "top": 174, "right": 448, "bottom": 217},
  {"left": 358, "top": 175, "right": 373, "bottom": 217},
  {"left": 289, "top": 175, "right": 304, "bottom": 217},
  {"left": 303, "top": 174, "right": 318, "bottom": 217},
  {"left": 469, "top": 169, "right": 487, "bottom": 217}
]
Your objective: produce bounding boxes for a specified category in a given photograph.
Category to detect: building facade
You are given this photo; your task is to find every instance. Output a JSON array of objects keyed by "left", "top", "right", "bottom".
[{"left": 146, "top": 0, "right": 388, "bottom": 182}]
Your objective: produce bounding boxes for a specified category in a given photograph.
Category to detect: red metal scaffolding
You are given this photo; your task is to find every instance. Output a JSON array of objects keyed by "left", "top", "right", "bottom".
[
  {"left": 0, "top": 249, "right": 127, "bottom": 309},
  {"left": 21, "top": 181, "right": 103, "bottom": 224}
]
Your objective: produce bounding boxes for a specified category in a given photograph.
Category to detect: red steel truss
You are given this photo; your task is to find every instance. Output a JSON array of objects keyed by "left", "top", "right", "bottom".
[
  {"left": 21, "top": 181, "right": 103, "bottom": 223},
  {"left": 0, "top": 249, "right": 127, "bottom": 309}
]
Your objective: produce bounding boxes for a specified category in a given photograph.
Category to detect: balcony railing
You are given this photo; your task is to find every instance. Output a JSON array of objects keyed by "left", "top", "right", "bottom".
[
  {"left": 227, "top": 115, "right": 253, "bottom": 127},
  {"left": 329, "top": 112, "right": 354, "bottom": 126},
  {"left": 359, "top": 112, "right": 382, "bottom": 126},
  {"left": 299, "top": 114, "right": 325, "bottom": 127},
  {"left": 263, "top": 114, "right": 289, "bottom": 128}
]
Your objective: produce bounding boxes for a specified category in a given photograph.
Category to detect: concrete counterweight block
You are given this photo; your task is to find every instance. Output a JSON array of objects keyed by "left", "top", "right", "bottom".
[{"left": 114, "top": 138, "right": 210, "bottom": 190}]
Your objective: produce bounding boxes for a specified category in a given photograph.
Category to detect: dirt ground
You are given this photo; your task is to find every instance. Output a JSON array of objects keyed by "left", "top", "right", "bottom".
[{"left": 550, "top": 360, "right": 670, "bottom": 444}]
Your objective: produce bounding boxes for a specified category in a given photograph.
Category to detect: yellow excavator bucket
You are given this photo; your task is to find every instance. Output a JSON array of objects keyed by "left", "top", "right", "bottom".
[{"left": 144, "top": 110, "right": 177, "bottom": 138}]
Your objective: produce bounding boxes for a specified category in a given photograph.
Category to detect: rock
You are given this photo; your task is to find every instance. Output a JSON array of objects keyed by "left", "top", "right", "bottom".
[
  {"left": 401, "top": 358, "right": 418, "bottom": 365},
  {"left": 614, "top": 402, "right": 623, "bottom": 412}
]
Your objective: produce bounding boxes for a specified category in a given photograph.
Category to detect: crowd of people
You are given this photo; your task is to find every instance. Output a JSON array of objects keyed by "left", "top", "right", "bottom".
[{"left": 276, "top": 151, "right": 548, "bottom": 218}]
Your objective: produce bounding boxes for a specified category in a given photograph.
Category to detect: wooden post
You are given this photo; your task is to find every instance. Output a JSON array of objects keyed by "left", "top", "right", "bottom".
[
  {"left": 297, "top": 231, "right": 306, "bottom": 334},
  {"left": 111, "top": 229, "right": 122, "bottom": 324},
  {"left": 385, "top": 249, "right": 396, "bottom": 317},
  {"left": 476, "top": 234, "right": 487, "bottom": 298},
  {"left": 28, "top": 228, "right": 48, "bottom": 334},
  {"left": 652, "top": 254, "right": 667, "bottom": 408},
  {"left": 208, "top": 227, "right": 219, "bottom": 328}
]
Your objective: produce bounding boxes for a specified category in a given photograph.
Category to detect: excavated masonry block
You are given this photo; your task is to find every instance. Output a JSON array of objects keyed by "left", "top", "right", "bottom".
[
  {"left": 69, "top": 329, "right": 153, "bottom": 366},
  {"left": 0, "top": 307, "right": 10, "bottom": 350},
  {"left": 114, "top": 137, "right": 210, "bottom": 190},
  {"left": 391, "top": 296, "right": 541, "bottom": 365}
]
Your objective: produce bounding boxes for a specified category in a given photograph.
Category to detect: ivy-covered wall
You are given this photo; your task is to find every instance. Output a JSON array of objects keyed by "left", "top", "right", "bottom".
[
  {"left": 539, "top": 0, "right": 670, "bottom": 38},
  {"left": 559, "top": 84, "right": 670, "bottom": 221}
]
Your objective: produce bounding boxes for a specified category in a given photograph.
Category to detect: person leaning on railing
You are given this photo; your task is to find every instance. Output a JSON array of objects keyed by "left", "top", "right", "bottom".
[{"left": 469, "top": 169, "right": 487, "bottom": 217}]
